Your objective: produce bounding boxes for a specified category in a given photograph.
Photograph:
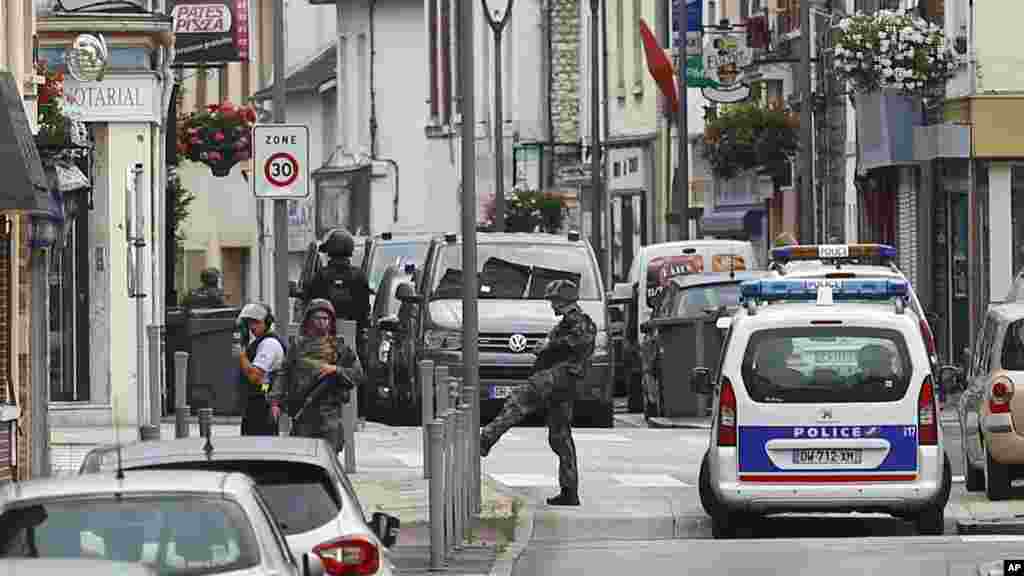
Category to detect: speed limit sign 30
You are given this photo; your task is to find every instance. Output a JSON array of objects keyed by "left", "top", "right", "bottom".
[{"left": 253, "top": 124, "right": 310, "bottom": 199}]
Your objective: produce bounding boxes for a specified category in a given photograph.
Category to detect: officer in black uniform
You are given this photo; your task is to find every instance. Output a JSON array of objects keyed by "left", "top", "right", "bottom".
[
  {"left": 306, "top": 228, "right": 372, "bottom": 413},
  {"left": 182, "top": 268, "right": 227, "bottom": 309}
]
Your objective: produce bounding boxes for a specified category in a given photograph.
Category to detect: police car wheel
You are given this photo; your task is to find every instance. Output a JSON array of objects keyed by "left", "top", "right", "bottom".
[
  {"left": 913, "top": 453, "right": 951, "bottom": 535},
  {"left": 698, "top": 452, "right": 717, "bottom": 517}
]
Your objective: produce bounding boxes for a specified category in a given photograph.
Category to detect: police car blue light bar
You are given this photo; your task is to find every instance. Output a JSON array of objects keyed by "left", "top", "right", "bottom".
[
  {"left": 740, "top": 278, "right": 909, "bottom": 302},
  {"left": 770, "top": 243, "right": 898, "bottom": 263}
]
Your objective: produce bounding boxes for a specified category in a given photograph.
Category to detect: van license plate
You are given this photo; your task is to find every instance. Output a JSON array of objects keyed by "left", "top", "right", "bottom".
[
  {"left": 492, "top": 386, "right": 515, "bottom": 399},
  {"left": 793, "top": 449, "right": 862, "bottom": 465}
]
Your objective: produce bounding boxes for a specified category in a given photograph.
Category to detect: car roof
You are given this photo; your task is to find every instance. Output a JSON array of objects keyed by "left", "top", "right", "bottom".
[
  {"left": 641, "top": 239, "right": 752, "bottom": 253},
  {"left": 668, "top": 270, "right": 772, "bottom": 289},
  {"left": 438, "top": 232, "right": 587, "bottom": 246},
  {"left": 2, "top": 469, "right": 253, "bottom": 504},
  {"left": 82, "top": 436, "right": 333, "bottom": 473},
  {"left": 0, "top": 558, "right": 160, "bottom": 576},
  {"left": 736, "top": 300, "right": 923, "bottom": 330}
]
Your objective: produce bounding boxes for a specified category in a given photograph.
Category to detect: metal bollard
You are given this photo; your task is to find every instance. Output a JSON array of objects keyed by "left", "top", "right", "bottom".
[
  {"left": 174, "top": 351, "right": 189, "bottom": 414},
  {"left": 435, "top": 365, "right": 449, "bottom": 414},
  {"left": 461, "top": 384, "right": 478, "bottom": 520},
  {"left": 444, "top": 408, "right": 456, "bottom": 555},
  {"left": 197, "top": 408, "right": 213, "bottom": 439},
  {"left": 139, "top": 424, "right": 160, "bottom": 441},
  {"left": 456, "top": 405, "right": 471, "bottom": 543},
  {"left": 175, "top": 405, "right": 191, "bottom": 439},
  {"left": 419, "top": 360, "right": 435, "bottom": 479},
  {"left": 428, "top": 420, "right": 445, "bottom": 570}
]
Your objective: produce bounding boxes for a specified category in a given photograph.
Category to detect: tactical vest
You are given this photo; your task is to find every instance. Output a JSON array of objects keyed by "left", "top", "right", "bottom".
[{"left": 245, "top": 331, "right": 286, "bottom": 396}]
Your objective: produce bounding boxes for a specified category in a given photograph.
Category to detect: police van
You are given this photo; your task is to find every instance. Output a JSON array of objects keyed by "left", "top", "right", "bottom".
[{"left": 691, "top": 278, "right": 952, "bottom": 538}]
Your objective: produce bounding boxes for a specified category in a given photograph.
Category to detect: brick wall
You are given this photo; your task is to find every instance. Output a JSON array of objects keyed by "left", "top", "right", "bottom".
[{"left": 551, "top": 0, "right": 580, "bottom": 145}]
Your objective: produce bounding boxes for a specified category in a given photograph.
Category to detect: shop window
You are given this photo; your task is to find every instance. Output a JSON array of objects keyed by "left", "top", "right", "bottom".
[{"left": 38, "top": 47, "right": 153, "bottom": 72}]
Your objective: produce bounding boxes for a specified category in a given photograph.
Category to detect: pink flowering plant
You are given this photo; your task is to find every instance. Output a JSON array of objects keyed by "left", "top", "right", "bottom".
[
  {"left": 177, "top": 100, "right": 257, "bottom": 177},
  {"left": 832, "top": 9, "right": 962, "bottom": 96}
]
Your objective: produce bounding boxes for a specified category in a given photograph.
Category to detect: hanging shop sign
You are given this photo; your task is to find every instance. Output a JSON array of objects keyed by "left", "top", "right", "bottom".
[
  {"left": 701, "top": 30, "right": 753, "bottom": 104},
  {"left": 171, "top": 0, "right": 251, "bottom": 65}
]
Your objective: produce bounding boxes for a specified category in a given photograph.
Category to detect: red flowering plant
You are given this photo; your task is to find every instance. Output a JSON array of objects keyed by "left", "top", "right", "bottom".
[
  {"left": 177, "top": 100, "right": 258, "bottom": 177},
  {"left": 36, "top": 60, "right": 70, "bottom": 148}
]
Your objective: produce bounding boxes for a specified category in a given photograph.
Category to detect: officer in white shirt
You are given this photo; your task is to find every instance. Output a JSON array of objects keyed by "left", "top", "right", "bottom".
[{"left": 238, "top": 302, "right": 287, "bottom": 436}]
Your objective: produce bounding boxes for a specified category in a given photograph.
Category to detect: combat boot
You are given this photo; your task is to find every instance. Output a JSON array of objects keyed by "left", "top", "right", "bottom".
[{"left": 546, "top": 489, "right": 580, "bottom": 506}]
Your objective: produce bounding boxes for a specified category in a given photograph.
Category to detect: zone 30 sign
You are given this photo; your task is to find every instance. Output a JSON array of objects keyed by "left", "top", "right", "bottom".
[{"left": 252, "top": 124, "right": 310, "bottom": 199}]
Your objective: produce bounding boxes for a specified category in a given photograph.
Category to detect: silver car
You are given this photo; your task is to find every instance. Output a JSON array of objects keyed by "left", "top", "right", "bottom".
[
  {"left": 0, "top": 469, "right": 306, "bottom": 575},
  {"left": 1, "top": 558, "right": 161, "bottom": 576},
  {"left": 80, "top": 436, "right": 399, "bottom": 576}
]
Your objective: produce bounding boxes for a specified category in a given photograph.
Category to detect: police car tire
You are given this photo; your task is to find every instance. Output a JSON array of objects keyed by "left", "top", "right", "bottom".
[
  {"left": 964, "top": 425, "right": 985, "bottom": 492},
  {"left": 698, "top": 452, "right": 717, "bottom": 517},
  {"left": 913, "top": 453, "right": 951, "bottom": 535}
]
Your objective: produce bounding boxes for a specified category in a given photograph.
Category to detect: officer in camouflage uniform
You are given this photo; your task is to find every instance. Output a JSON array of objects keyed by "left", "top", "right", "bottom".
[
  {"left": 182, "top": 268, "right": 227, "bottom": 309},
  {"left": 270, "top": 299, "right": 364, "bottom": 454},
  {"left": 480, "top": 279, "right": 597, "bottom": 506}
]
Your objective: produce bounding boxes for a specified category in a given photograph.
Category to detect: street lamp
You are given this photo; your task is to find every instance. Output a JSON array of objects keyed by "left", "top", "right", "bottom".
[{"left": 481, "top": 0, "right": 514, "bottom": 232}]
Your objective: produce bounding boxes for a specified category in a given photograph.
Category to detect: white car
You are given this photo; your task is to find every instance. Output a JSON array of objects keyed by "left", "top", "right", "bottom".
[{"left": 692, "top": 277, "right": 951, "bottom": 538}]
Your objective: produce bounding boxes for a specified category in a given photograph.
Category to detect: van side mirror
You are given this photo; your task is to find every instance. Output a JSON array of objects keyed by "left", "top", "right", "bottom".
[
  {"left": 691, "top": 367, "right": 713, "bottom": 395},
  {"left": 371, "top": 512, "right": 400, "bottom": 548},
  {"left": 938, "top": 365, "right": 963, "bottom": 394}
]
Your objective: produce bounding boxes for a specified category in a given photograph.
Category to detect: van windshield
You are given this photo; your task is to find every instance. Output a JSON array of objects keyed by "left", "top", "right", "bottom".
[
  {"left": 430, "top": 243, "right": 600, "bottom": 300},
  {"left": 741, "top": 327, "right": 912, "bottom": 403}
]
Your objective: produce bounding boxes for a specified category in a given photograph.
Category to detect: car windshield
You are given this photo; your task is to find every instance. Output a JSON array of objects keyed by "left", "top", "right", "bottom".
[
  {"left": 131, "top": 461, "right": 342, "bottom": 536},
  {"left": 671, "top": 284, "right": 742, "bottom": 317},
  {"left": 741, "top": 327, "right": 912, "bottom": 403},
  {"left": 0, "top": 496, "right": 261, "bottom": 576},
  {"left": 369, "top": 241, "right": 430, "bottom": 291},
  {"left": 430, "top": 243, "right": 600, "bottom": 300}
]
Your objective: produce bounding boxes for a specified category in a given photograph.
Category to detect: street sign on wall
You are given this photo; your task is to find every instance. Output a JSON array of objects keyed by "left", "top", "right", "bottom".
[{"left": 252, "top": 124, "right": 310, "bottom": 199}]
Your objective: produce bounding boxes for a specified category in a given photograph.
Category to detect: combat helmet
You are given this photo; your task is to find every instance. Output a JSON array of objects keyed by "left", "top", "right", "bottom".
[
  {"left": 543, "top": 279, "right": 579, "bottom": 303},
  {"left": 319, "top": 228, "right": 355, "bottom": 258}
]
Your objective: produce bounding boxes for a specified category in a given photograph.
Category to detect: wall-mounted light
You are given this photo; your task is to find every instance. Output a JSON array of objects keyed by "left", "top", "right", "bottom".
[{"left": 955, "top": 25, "right": 968, "bottom": 55}]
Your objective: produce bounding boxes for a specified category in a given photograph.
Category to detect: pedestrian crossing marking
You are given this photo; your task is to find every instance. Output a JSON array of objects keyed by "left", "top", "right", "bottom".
[
  {"left": 393, "top": 452, "right": 424, "bottom": 468},
  {"left": 490, "top": 473, "right": 559, "bottom": 487},
  {"left": 612, "top": 474, "right": 692, "bottom": 488}
]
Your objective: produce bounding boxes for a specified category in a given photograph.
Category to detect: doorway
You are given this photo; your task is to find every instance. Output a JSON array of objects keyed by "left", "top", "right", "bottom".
[{"left": 610, "top": 190, "right": 647, "bottom": 284}]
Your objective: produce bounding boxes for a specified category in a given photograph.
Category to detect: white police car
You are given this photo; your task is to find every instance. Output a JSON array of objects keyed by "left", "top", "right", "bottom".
[
  {"left": 691, "top": 278, "right": 951, "bottom": 539},
  {"left": 768, "top": 244, "right": 940, "bottom": 369}
]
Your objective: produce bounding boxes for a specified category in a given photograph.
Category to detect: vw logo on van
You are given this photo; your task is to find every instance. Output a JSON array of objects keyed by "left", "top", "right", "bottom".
[{"left": 508, "top": 334, "right": 528, "bottom": 353}]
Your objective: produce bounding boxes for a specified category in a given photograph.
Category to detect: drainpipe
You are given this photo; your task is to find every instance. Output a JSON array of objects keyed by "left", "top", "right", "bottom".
[
  {"left": 545, "top": 0, "right": 554, "bottom": 185},
  {"left": 367, "top": 0, "right": 400, "bottom": 223},
  {"left": 600, "top": 0, "right": 611, "bottom": 285}
]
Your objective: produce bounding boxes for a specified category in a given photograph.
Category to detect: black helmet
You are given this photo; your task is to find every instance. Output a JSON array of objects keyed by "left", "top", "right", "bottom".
[
  {"left": 543, "top": 279, "right": 578, "bottom": 303},
  {"left": 319, "top": 228, "right": 355, "bottom": 258},
  {"left": 200, "top": 267, "right": 221, "bottom": 286}
]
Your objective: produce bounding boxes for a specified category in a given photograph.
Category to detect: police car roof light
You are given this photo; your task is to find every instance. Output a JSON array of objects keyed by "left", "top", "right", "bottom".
[
  {"left": 740, "top": 278, "right": 909, "bottom": 303},
  {"left": 770, "top": 243, "right": 898, "bottom": 263}
]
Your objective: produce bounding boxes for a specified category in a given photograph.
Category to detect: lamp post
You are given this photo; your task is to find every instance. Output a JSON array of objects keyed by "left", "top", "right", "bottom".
[
  {"left": 589, "top": 0, "right": 603, "bottom": 272},
  {"left": 482, "top": 0, "right": 514, "bottom": 232}
]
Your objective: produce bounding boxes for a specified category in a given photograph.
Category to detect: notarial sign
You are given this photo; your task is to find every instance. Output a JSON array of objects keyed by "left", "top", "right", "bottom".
[
  {"left": 170, "top": 0, "right": 251, "bottom": 65},
  {"left": 62, "top": 74, "right": 160, "bottom": 123},
  {"left": 252, "top": 124, "right": 310, "bottom": 199}
]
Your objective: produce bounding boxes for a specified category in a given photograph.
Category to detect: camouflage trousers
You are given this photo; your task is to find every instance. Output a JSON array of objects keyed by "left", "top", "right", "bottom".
[
  {"left": 292, "top": 403, "right": 344, "bottom": 454},
  {"left": 481, "top": 368, "right": 578, "bottom": 495}
]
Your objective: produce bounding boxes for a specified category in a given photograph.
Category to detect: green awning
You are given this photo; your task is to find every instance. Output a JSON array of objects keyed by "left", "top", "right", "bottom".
[{"left": 0, "top": 71, "right": 49, "bottom": 212}]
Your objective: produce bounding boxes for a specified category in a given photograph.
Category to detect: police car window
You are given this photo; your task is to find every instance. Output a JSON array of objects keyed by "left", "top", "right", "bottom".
[
  {"left": 741, "top": 327, "right": 912, "bottom": 403},
  {"left": 1001, "top": 319, "right": 1024, "bottom": 371},
  {"left": 430, "top": 243, "right": 600, "bottom": 300},
  {"left": 0, "top": 496, "right": 260, "bottom": 575}
]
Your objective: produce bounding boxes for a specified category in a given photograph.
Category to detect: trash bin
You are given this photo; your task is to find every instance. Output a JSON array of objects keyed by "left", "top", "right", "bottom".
[
  {"left": 184, "top": 307, "right": 243, "bottom": 415},
  {"left": 652, "top": 316, "right": 724, "bottom": 417}
]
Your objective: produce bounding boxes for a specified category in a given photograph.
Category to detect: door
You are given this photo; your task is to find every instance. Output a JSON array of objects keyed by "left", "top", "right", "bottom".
[
  {"left": 950, "top": 191, "right": 970, "bottom": 366},
  {"left": 610, "top": 191, "right": 647, "bottom": 284},
  {"left": 221, "top": 247, "right": 249, "bottom": 307}
]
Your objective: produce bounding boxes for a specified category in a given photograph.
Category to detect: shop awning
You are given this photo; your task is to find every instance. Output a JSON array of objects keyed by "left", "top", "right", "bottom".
[
  {"left": 0, "top": 71, "right": 49, "bottom": 212},
  {"left": 701, "top": 207, "right": 765, "bottom": 237}
]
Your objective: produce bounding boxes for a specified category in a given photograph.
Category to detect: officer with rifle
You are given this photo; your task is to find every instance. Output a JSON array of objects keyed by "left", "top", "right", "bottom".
[{"left": 270, "top": 299, "right": 364, "bottom": 453}]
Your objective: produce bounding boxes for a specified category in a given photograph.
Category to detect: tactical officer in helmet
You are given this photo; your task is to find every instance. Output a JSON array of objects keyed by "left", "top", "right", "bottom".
[
  {"left": 480, "top": 279, "right": 597, "bottom": 506},
  {"left": 238, "top": 302, "right": 287, "bottom": 436},
  {"left": 182, "top": 268, "right": 227, "bottom": 309},
  {"left": 306, "top": 228, "right": 372, "bottom": 411}
]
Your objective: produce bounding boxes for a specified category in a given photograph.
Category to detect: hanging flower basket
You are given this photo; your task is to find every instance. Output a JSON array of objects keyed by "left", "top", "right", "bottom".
[
  {"left": 701, "top": 101, "right": 799, "bottom": 182},
  {"left": 178, "top": 101, "right": 257, "bottom": 178},
  {"left": 480, "top": 189, "right": 567, "bottom": 233},
  {"left": 832, "top": 10, "right": 962, "bottom": 96},
  {"left": 35, "top": 61, "right": 70, "bottom": 149}
]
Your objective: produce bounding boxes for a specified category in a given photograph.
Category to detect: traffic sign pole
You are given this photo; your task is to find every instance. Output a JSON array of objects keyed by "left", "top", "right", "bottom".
[{"left": 272, "top": 0, "right": 290, "bottom": 338}]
